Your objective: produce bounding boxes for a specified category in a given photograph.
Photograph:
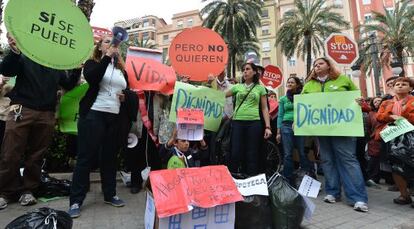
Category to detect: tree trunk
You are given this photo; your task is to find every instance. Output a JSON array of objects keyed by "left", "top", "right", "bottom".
[
  {"left": 232, "top": 52, "right": 236, "bottom": 81},
  {"left": 397, "top": 47, "right": 405, "bottom": 77},
  {"left": 77, "top": 0, "right": 95, "bottom": 22},
  {"left": 305, "top": 34, "right": 312, "bottom": 76}
]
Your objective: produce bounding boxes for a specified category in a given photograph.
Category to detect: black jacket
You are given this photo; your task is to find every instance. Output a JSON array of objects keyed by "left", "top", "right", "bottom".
[
  {"left": 79, "top": 56, "right": 129, "bottom": 117},
  {"left": 159, "top": 144, "right": 208, "bottom": 168},
  {"left": 0, "top": 52, "right": 81, "bottom": 111}
]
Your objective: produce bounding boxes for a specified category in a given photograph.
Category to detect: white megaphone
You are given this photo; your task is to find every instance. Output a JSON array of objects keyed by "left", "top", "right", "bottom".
[
  {"left": 127, "top": 133, "right": 138, "bottom": 148},
  {"left": 111, "top": 26, "right": 129, "bottom": 47}
]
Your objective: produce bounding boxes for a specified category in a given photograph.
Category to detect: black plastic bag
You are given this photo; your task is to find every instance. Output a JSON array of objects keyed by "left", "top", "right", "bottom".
[
  {"left": 389, "top": 131, "right": 414, "bottom": 178},
  {"left": 5, "top": 207, "right": 72, "bottom": 229},
  {"left": 233, "top": 174, "right": 273, "bottom": 229},
  {"left": 268, "top": 173, "right": 305, "bottom": 229},
  {"left": 35, "top": 172, "right": 71, "bottom": 198}
]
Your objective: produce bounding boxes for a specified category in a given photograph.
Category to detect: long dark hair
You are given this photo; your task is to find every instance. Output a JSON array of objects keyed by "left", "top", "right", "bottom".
[
  {"left": 370, "top": 96, "right": 383, "bottom": 112},
  {"left": 306, "top": 57, "right": 341, "bottom": 82},
  {"left": 287, "top": 76, "right": 303, "bottom": 93},
  {"left": 92, "top": 36, "right": 125, "bottom": 71},
  {"left": 241, "top": 62, "right": 260, "bottom": 84}
]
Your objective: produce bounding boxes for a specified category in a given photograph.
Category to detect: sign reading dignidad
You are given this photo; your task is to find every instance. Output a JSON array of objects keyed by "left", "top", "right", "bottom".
[
  {"left": 169, "top": 27, "right": 228, "bottom": 82},
  {"left": 4, "top": 0, "right": 94, "bottom": 69},
  {"left": 169, "top": 82, "right": 225, "bottom": 132},
  {"left": 294, "top": 91, "right": 364, "bottom": 136}
]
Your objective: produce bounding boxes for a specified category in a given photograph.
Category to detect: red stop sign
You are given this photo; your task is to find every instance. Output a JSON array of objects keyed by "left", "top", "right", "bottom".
[
  {"left": 260, "top": 65, "right": 283, "bottom": 89},
  {"left": 324, "top": 33, "right": 359, "bottom": 66}
]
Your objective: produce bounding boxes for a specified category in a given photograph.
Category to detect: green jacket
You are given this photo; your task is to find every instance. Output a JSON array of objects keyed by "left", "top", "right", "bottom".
[
  {"left": 277, "top": 96, "right": 294, "bottom": 128},
  {"left": 302, "top": 74, "right": 358, "bottom": 94}
]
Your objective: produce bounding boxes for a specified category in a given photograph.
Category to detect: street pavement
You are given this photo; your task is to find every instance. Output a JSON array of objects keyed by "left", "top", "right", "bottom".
[{"left": 1, "top": 174, "right": 414, "bottom": 229}]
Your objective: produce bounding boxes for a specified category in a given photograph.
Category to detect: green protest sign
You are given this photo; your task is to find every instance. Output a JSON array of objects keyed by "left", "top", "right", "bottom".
[
  {"left": 294, "top": 91, "right": 364, "bottom": 136},
  {"left": 380, "top": 118, "right": 414, "bottom": 143},
  {"left": 4, "top": 0, "right": 94, "bottom": 70},
  {"left": 58, "top": 83, "right": 88, "bottom": 134},
  {"left": 169, "top": 82, "right": 225, "bottom": 132}
]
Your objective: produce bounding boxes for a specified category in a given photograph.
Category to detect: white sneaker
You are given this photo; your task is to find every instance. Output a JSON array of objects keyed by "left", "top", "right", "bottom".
[
  {"left": 354, "top": 201, "right": 368, "bottom": 212},
  {"left": 19, "top": 193, "right": 37, "bottom": 206},
  {"left": 0, "top": 197, "right": 7, "bottom": 209},
  {"left": 323, "top": 195, "right": 337, "bottom": 203}
]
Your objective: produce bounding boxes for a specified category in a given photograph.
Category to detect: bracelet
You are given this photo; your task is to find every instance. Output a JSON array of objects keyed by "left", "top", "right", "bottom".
[{"left": 265, "top": 126, "right": 271, "bottom": 130}]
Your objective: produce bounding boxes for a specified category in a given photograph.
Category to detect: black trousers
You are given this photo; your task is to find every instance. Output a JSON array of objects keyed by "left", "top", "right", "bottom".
[{"left": 70, "top": 110, "right": 120, "bottom": 205}]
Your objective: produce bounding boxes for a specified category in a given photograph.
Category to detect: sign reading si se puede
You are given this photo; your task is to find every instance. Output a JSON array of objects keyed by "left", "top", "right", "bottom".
[
  {"left": 293, "top": 91, "right": 364, "bottom": 136},
  {"left": 4, "top": 0, "right": 94, "bottom": 70},
  {"left": 324, "top": 33, "right": 359, "bottom": 66},
  {"left": 260, "top": 65, "right": 283, "bottom": 90},
  {"left": 169, "top": 26, "right": 228, "bottom": 82}
]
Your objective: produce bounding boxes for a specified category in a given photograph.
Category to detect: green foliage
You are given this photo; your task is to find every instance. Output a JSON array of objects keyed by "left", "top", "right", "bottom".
[
  {"left": 359, "top": 0, "right": 414, "bottom": 76},
  {"left": 201, "top": 0, "right": 263, "bottom": 78},
  {"left": 119, "top": 37, "right": 158, "bottom": 60},
  {"left": 275, "top": 0, "right": 349, "bottom": 75}
]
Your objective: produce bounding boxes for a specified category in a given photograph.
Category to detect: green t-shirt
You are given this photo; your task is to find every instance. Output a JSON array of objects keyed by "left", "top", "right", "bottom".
[{"left": 231, "top": 83, "right": 267, "bottom": 120}]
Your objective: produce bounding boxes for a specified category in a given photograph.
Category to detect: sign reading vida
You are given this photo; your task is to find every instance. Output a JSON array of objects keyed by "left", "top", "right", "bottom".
[
  {"left": 169, "top": 27, "right": 228, "bottom": 82},
  {"left": 294, "top": 91, "right": 364, "bottom": 136},
  {"left": 4, "top": 0, "right": 94, "bottom": 69}
]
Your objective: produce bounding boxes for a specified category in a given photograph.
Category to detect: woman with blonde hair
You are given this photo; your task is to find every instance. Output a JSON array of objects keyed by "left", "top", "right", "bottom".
[
  {"left": 303, "top": 57, "right": 368, "bottom": 212},
  {"left": 68, "top": 35, "right": 128, "bottom": 218}
]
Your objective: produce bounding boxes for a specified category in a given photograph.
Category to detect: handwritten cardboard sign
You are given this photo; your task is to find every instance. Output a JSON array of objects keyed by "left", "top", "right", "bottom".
[
  {"left": 294, "top": 91, "right": 364, "bottom": 136},
  {"left": 126, "top": 55, "right": 176, "bottom": 95},
  {"left": 149, "top": 165, "right": 243, "bottom": 218},
  {"left": 177, "top": 108, "right": 204, "bottom": 125},
  {"left": 170, "top": 82, "right": 225, "bottom": 132},
  {"left": 5, "top": 0, "right": 94, "bottom": 69},
  {"left": 58, "top": 83, "right": 89, "bottom": 134},
  {"left": 380, "top": 118, "right": 414, "bottom": 143},
  {"left": 169, "top": 26, "right": 228, "bottom": 82}
]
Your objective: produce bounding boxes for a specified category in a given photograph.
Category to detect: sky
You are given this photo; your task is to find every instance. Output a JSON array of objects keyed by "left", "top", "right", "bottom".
[
  {"left": 1, "top": 0, "right": 207, "bottom": 43},
  {"left": 90, "top": 0, "right": 207, "bottom": 29}
]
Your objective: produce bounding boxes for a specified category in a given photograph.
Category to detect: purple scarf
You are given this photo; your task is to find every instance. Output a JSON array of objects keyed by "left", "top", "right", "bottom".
[{"left": 286, "top": 89, "right": 302, "bottom": 102}]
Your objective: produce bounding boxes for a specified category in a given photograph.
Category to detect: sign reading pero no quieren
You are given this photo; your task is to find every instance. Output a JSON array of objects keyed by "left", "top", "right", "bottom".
[{"left": 169, "top": 27, "right": 228, "bottom": 82}]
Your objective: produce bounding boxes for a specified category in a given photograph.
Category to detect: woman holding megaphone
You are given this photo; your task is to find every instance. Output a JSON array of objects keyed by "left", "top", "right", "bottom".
[{"left": 68, "top": 35, "right": 128, "bottom": 218}]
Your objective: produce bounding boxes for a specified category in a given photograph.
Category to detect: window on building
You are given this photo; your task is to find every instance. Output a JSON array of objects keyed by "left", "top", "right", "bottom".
[
  {"left": 163, "top": 34, "right": 169, "bottom": 43},
  {"left": 364, "top": 13, "right": 372, "bottom": 22},
  {"left": 262, "top": 58, "right": 271, "bottom": 67},
  {"left": 262, "top": 25, "right": 270, "bottom": 35},
  {"left": 261, "top": 9, "right": 269, "bottom": 18},
  {"left": 289, "top": 73, "right": 297, "bottom": 78},
  {"left": 152, "top": 19, "right": 156, "bottom": 26},
  {"left": 386, "top": 7, "right": 394, "bottom": 15},
  {"left": 143, "top": 19, "right": 149, "bottom": 27},
  {"left": 142, "top": 32, "right": 149, "bottom": 40},
  {"left": 177, "top": 20, "right": 183, "bottom": 28},
  {"left": 362, "top": 0, "right": 371, "bottom": 5},
  {"left": 162, "top": 48, "right": 168, "bottom": 63},
  {"left": 333, "top": 0, "right": 343, "bottom": 7},
  {"left": 187, "top": 18, "right": 193, "bottom": 27},
  {"left": 262, "top": 41, "right": 270, "bottom": 52},
  {"left": 288, "top": 57, "right": 296, "bottom": 67}
]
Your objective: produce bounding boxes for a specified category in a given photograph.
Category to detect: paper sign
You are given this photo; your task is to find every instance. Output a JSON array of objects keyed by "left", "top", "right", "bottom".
[
  {"left": 170, "top": 82, "right": 225, "bottom": 132},
  {"left": 169, "top": 26, "right": 228, "bottom": 82},
  {"left": 126, "top": 55, "right": 176, "bottom": 95},
  {"left": 260, "top": 65, "right": 283, "bottom": 90},
  {"left": 145, "top": 194, "right": 156, "bottom": 229},
  {"left": 149, "top": 165, "right": 243, "bottom": 218},
  {"left": 177, "top": 108, "right": 204, "bottom": 125},
  {"left": 380, "top": 118, "right": 414, "bottom": 143},
  {"left": 159, "top": 204, "right": 235, "bottom": 229},
  {"left": 5, "top": 0, "right": 94, "bottom": 69},
  {"left": 298, "top": 175, "right": 321, "bottom": 198},
  {"left": 294, "top": 91, "right": 364, "bottom": 136},
  {"left": 233, "top": 174, "right": 269, "bottom": 196},
  {"left": 58, "top": 83, "right": 89, "bottom": 134},
  {"left": 301, "top": 195, "right": 316, "bottom": 221},
  {"left": 176, "top": 108, "right": 204, "bottom": 141}
]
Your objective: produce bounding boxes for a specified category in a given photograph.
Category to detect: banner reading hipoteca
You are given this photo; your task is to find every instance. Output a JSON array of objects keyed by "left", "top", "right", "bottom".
[
  {"left": 4, "top": 0, "right": 94, "bottom": 70},
  {"left": 169, "top": 26, "right": 228, "bottom": 82}
]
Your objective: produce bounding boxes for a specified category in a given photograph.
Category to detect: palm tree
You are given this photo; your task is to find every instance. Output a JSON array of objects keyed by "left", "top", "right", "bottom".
[
  {"left": 76, "top": 0, "right": 95, "bottom": 22},
  {"left": 201, "top": 0, "right": 263, "bottom": 78},
  {"left": 119, "top": 36, "right": 158, "bottom": 60},
  {"left": 275, "top": 0, "right": 349, "bottom": 75},
  {"left": 235, "top": 39, "right": 261, "bottom": 72},
  {"left": 360, "top": 0, "right": 414, "bottom": 77}
]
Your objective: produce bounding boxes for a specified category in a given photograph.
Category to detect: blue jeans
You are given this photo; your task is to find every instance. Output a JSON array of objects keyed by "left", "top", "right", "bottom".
[
  {"left": 318, "top": 136, "right": 368, "bottom": 203},
  {"left": 281, "top": 121, "right": 312, "bottom": 182},
  {"left": 70, "top": 110, "right": 120, "bottom": 205},
  {"left": 230, "top": 120, "right": 262, "bottom": 175}
]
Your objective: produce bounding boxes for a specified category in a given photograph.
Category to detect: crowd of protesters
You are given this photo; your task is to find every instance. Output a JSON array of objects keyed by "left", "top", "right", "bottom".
[{"left": 0, "top": 32, "right": 414, "bottom": 220}]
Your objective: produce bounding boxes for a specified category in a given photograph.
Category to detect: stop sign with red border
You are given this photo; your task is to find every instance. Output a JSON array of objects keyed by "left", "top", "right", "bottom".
[
  {"left": 324, "top": 33, "right": 359, "bottom": 66},
  {"left": 260, "top": 65, "right": 283, "bottom": 90}
]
